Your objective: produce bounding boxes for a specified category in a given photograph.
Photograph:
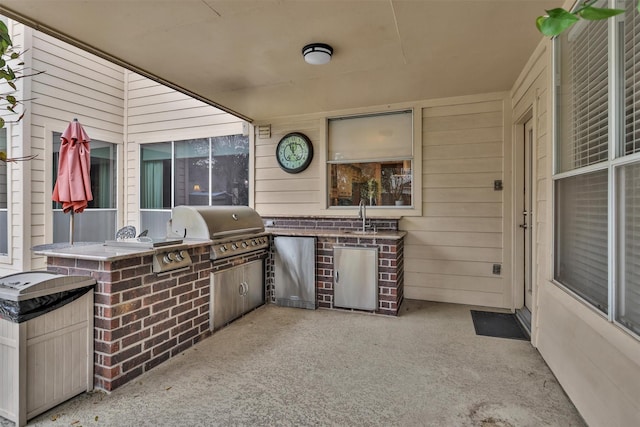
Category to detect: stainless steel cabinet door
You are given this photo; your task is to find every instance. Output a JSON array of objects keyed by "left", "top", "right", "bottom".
[
  {"left": 334, "top": 247, "right": 378, "bottom": 311},
  {"left": 210, "top": 268, "right": 241, "bottom": 330},
  {"left": 244, "top": 259, "right": 265, "bottom": 312},
  {"left": 274, "top": 236, "right": 316, "bottom": 309}
]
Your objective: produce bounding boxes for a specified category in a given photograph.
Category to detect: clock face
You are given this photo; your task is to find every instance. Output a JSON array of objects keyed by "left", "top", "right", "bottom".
[{"left": 276, "top": 132, "right": 313, "bottom": 173}]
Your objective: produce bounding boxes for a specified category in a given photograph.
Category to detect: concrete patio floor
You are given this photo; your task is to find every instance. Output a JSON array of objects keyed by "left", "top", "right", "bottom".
[{"left": 2, "top": 300, "right": 585, "bottom": 426}]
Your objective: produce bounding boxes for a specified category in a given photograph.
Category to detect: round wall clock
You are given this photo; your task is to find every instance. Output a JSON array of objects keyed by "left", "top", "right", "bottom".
[{"left": 276, "top": 132, "right": 313, "bottom": 173}]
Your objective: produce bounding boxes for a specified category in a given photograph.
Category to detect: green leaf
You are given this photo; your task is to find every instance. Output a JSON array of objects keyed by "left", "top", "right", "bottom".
[
  {"left": 6, "top": 95, "right": 16, "bottom": 104},
  {"left": 6, "top": 106, "right": 15, "bottom": 113},
  {"left": 8, "top": 82, "right": 16, "bottom": 90},
  {"left": 579, "top": 6, "right": 624, "bottom": 20},
  {"left": 10, "top": 52, "right": 19, "bottom": 60},
  {"left": 537, "top": 9, "right": 579, "bottom": 36},
  {"left": 0, "top": 117, "right": 5, "bottom": 128},
  {"left": 6, "top": 66, "right": 15, "bottom": 80},
  {"left": 0, "top": 22, "right": 10, "bottom": 46},
  {"left": 0, "top": 59, "right": 5, "bottom": 68}
]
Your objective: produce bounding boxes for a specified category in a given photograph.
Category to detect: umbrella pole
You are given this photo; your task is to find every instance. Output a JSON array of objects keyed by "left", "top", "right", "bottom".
[{"left": 69, "top": 210, "right": 74, "bottom": 245}]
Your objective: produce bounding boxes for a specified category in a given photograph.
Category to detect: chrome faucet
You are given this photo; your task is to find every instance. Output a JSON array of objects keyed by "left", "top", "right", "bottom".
[{"left": 358, "top": 199, "right": 367, "bottom": 232}]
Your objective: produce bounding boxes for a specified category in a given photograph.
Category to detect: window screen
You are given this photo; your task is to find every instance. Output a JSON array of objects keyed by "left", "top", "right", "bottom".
[
  {"left": 555, "top": 170, "right": 609, "bottom": 313},
  {"left": 624, "top": 0, "right": 640, "bottom": 155},
  {"left": 557, "top": 17, "right": 609, "bottom": 172},
  {"left": 0, "top": 128, "right": 7, "bottom": 255},
  {"left": 617, "top": 162, "right": 640, "bottom": 334}
]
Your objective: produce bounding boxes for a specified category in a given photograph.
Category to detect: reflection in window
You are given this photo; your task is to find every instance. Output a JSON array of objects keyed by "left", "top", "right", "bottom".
[
  {"left": 52, "top": 132, "right": 118, "bottom": 242},
  {"left": 330, "top": 161, "right": 412, "bottom": 207},
  {"left": 140, "top": 142, "right": 172, "bottom": 209},
  {"left": 140, "top": 135, "right": 249, "bottom": 237},
  {"left": 328, "top": 111, "right": 413, "bottom": 207},
  {"left": 53, "top": 132, "right": 117, "bottom": 209}
]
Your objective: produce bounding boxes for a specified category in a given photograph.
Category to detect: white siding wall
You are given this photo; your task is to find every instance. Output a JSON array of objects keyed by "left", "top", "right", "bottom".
[
  {"left": 28, "top": 31, "right": 125, "bottom": 271},
  {"left": 512, "top": 39, "right": 640, "bottom": 426},
  {"left": 0, "top": 23, "right": 125, "bottom": 276},
  {"left": 254, "top": 118, "right": 322, "bottom": 215},
  {"left": 0, "top": 23, "right": 248, "bottom": 276},
  {"left": 254, "top": 94, "right": 511, "bottom": 308},
  {"left": 401, "top": 94, "right": 508, "bottom": 308},
  {"left": 0, "top": 20, "right": 28, "bottom": 274},
  {"left": 124, "top": 71, "right": 246, "bottom": 228}
]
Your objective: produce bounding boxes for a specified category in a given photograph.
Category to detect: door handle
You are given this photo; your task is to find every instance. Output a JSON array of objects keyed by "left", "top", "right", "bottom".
[{"left": 336, "top": 271, "right": 339, "bottom": 283}]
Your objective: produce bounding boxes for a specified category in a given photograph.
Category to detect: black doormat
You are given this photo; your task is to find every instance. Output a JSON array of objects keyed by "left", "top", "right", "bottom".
[{"left": 470, "top": 310, "right": 529, "bottom": 340}]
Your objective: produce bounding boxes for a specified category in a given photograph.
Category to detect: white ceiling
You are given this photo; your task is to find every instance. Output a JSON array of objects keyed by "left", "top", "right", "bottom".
[{"left": 0, "top": 0, "right": 562, "bottom": 122}]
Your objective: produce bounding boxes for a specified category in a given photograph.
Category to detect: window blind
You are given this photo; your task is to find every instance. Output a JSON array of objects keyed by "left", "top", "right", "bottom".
[
  {"left": 558, "top": 17, "right": 609, "bottom": 172},
  {"left": 625, "top": 0, "right": 640, "bottom": 155},
  {"left": 328, "top": 111, "right": 412, "bottom": 162},
  {"left": 554, "top": 19, "right": 610, "bottom": 312},
  {"left": 617, "top": 3, "right": 640, "bottom": 335},
  {"left": 617, "top": 163, "right": 640, "bottom": 334},
  {"left": 555, "top": 171, "right": 609, "bottom": 313}
]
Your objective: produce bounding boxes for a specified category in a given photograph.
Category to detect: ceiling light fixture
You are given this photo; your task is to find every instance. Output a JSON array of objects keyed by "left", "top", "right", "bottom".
[{"left": 302, "top": 43, "right": 333, "bottom": 65}]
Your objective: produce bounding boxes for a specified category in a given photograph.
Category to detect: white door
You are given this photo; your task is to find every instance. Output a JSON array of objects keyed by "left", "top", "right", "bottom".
[{"left": 522, "top": 119, "right": 534, "bottom": 312}]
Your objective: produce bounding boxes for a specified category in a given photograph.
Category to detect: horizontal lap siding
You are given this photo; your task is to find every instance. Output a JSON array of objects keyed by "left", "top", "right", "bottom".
[
  {"left": 124, "top": 71, "right": 246, "bottom": 227},
  {"left": 401, "top": 98, "right": 505, "bottom": 307},
  {"left": 126, "top": 72, "right": 243, "bottom": 143},
  {"left": 1, "top": 22, "right": 26, "bottom": 274},
  {"left": 27, "top": 32, "right": 125, "bottom": 267},
  {"left": 254, "top": 120, "right": 321, "bottom": 216}
]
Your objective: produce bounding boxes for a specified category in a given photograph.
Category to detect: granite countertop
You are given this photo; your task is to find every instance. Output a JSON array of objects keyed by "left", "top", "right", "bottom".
[
  {"left": 32, "top": 239, "right": 212, "bottom": 261},
  {"left": 33, "top": 228, "right": 405, "bottom": 262},
  {"left": 266, "top": 227, "right": 406, "bottom": 240}
]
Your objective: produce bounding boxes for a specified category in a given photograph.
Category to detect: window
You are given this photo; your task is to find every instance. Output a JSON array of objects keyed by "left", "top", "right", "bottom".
[
  {"left": 0, "top": 128, "right": 7, "bottom": 255},
  {"left": 140, "top": 134, "right": 249, "bottom": 237},
  {"left": 617, "top": 0, "right": 640, "bottom": 334},
  {"left": 52, "top": 132, "right": 117, "bottom": 242},
  {"left": 554, "top": 0, "right": 640, "bottom": 336},
  {"left": 328, "top": 111, "right": 413, "bottom": 207}
]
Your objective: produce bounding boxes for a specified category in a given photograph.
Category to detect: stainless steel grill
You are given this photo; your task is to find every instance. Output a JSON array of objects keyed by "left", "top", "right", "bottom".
[{"left": 167, "top": 206, "right": 269, "bottom": 260}]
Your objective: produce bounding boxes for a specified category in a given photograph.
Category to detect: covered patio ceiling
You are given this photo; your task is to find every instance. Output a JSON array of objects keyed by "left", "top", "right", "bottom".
[{"left": 0, "top": 0, "right": 562, "bottom": 122}]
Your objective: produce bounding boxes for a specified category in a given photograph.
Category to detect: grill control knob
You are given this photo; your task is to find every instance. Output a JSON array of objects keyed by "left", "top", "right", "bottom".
[
  {"left": 163, "top": 253, "right": 175, "bottom": 264},
  {"left": 251, "top": 240, "right": 257, "bottom": 246},
  {"left": 175, "top": 251, "right": 184, "bottom": 261},
  {"left": 231, "top": 243, "right": 238, "bottom": 250},
  {"left": 220, "top": 245, "right": 227, "bottom": 253},
  {"left": 241, "top": 242, "right": 248, "bottom": 248}
]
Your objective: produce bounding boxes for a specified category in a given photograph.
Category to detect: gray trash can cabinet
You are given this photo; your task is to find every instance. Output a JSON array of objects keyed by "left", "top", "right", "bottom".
[{"left": 0, "top": 271, "right": 95, "bottom": 427}]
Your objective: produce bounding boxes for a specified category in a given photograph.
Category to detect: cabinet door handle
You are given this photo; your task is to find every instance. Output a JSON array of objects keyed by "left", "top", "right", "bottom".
[
  {"left": 239, "top": 283, "right": 244, "bottom": 295},
  {"left": 336, "top": 271, "right": 339, "bottom": 283}
]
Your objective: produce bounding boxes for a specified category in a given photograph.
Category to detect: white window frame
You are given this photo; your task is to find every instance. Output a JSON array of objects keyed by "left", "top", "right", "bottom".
[
  {"left": 0, "top": 124, "right": 12, "bottom": 262},
  {"left": 552, "top": 0, "right": 640, "bottom": 339},
  {"left": 322, "top": 107, "right": 423, "bottom": 216}
]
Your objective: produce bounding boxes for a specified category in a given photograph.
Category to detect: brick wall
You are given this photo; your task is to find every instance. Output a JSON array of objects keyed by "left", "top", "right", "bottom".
[
  {"left": 262, "top": 216, "right": 399, "bottom": 231},
  {"left": 45, "top": 244, "right": 267, "bottom": 392},
  {"left": 315, "top": 235, "right": 404, "bottom": 315},
  {"left": 265, "top": 216, "right": 404, "bottom": 316}
]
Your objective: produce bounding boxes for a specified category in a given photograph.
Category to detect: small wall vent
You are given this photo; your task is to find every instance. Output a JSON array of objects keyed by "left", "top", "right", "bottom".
[{"left": 258, "top": 125, "right": 271, "bottom": 139}]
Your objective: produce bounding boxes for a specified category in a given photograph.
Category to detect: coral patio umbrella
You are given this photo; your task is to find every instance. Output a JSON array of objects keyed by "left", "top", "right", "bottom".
[{"left": 52, "top": 118, "right": 93, "bottom": 244}]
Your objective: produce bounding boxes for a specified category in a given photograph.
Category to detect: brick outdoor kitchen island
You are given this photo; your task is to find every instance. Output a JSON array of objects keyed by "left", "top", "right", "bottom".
[
  {"left": 35, "top": 240, "right": 267, "bottom": 392},
  {"left": 34, "top": 222, "right": 405, "bottom": 392}
]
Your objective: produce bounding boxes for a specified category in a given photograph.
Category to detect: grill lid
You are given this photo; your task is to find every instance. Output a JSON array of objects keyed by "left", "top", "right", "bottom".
[{"left": 167, "top": 205, "right": 264, "bottom": 240}]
